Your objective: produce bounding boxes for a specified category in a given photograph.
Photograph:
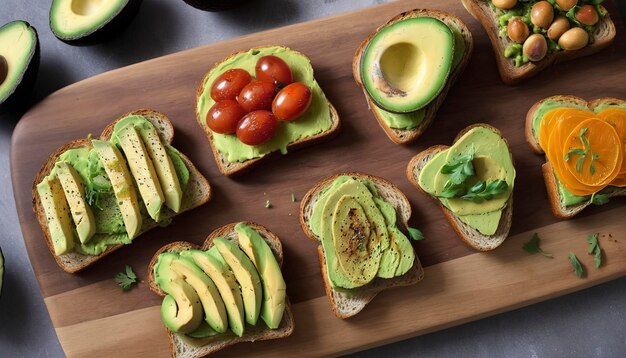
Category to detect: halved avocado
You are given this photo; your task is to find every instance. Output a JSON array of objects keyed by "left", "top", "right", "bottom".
[
  {"left": 0, "top": 21, "right": 39, "bottom": 111},
  {"left": 50, "top": 0, "right": 142, "bottom": 43},
  {"left": 181, "top": 0, "right": 246, "bottom": 11},
  {"left": 360, "top": 17, "right": 454, "bottom": 113}
]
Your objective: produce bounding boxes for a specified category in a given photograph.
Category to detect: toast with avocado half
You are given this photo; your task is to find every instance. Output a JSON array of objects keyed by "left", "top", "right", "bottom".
[
  {"left": 33, "top": 110, "right": 211, "bottom": 273},
  {"left": 352, "top": 9, "right": 473, "bottom": 144},
  {"left": 195, "top": 46, "right": 340, "bottom": 176},
  {"left": 461, "top": 0, "right": 616, "bottom": 84},
  {"left": 525, "top": 95, "right": 626, "bottom": 219},
  {"left": 407, "top": 124, "right": 515, "bottom": 251},
  {"left": 147, "top": 222, "right": 294, "bottom": 358},
  {"left": 300, "top": 173, "right": 424, "bottom": 319}
]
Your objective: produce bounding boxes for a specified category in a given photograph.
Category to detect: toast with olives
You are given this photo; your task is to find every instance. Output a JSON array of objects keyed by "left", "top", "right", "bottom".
[
  {"left": 195, "top": 46, "right": 340, "bottom": 177},
  {"left": 146, "top": 222, "right": 295, "bottom": 358},
  {"left": 300, "top": 173, "right": 424, "bottom": 319},
  {"left": 32, "top": 109, "right": 211, "bottom": 273},
  {"left": 525, "top": 95, "right": 626, "bottom": 218},
  {"left": 461, "top": 0, "right": 616, "bottom": 84},
  {"left": 352, "top": 9, "right": 474, "bottom": 145},
  {"left": 406, "top": 124, "right": 514, "bottom": 251}
]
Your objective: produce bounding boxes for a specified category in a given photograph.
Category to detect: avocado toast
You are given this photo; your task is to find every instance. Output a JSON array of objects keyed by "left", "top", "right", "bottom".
[
  {"left": 147, "top": 222, "right": 294, "bottom": 357},
  {"left": 33, "top": 110, "right": 211, "bottom": 273},
  {"left": 300, "top": 173, "right": 424, "bottom": 319},
  {"left": 352, "top": 9, "right": 473, "bottom": 144},
  {"left": 407, "top": 124, "right": 516, "bottom": 251}
]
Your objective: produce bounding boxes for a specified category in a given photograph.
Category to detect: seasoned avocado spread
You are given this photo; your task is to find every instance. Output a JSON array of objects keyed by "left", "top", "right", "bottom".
[
  {"left": 196, "top": 47, "right": 333, "bottom": 163},
  {"left": 531, "top": 101, "right": 626, "bottom": 206},
  {"left": 37, "top": 115, "right": 189, "bottom": 256},
  {"left": 418, "top": 127, "right": 515, "bottom": 235},
  {"left": 310, "top": 176, "right": 415, "bottom": 290}
]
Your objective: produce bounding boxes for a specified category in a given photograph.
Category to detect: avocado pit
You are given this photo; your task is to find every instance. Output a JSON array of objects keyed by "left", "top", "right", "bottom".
[{"left": 0, "top": 55, "right": 7, "bottom": 86}]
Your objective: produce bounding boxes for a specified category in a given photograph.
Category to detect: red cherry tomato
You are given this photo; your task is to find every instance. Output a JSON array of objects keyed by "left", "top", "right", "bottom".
[
  {"left": 236, "top": 110, "right": 278, "bottom": 146},
  {"left": 237, "top": 80, "right": 277, "bottom": 113},
  {"left": 206, "top": 100, "right": 246, "bottom": 134},
  {"left": 272, "top": 82, "right": 312, "bottom": 121},
  {"left": 211, "top": 69, "right": 251, "bottom": 101},
  {"left": 255, "top": 55, "right": 293, "bottom": 85}
]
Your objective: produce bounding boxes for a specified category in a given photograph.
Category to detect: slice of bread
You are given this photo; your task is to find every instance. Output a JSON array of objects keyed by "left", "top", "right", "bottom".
[
  {"left": 461, "top": 0, "right": 616, "bottom": 84},
  {"left": 195, "top": 46, "right": 341, "bottom": 177},
  {"left": 406, "top": 124, "right": 513, "bottom": 251},
  {"left": 299, "top": 172, "right": 424, "bottom": 319},
  {"left": 352, "top": 9, "right": 474, "bottom": 144},
  {"left": 32, "top": 109, "right": 211, "bottom": 273},
  {"left": 525, "top": 96, "right": 626, "bottom": 218},
  {"left": 146, "top": 222, "right": 295, "bottom": 358}
]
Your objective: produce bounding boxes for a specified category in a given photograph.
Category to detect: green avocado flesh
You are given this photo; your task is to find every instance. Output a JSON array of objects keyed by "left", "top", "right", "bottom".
[
  {"left": 0, "top": 21, "right": 37, "bottom": 105},
  {"left": 196, "top": 46, "right": 333, "bottom": 163},
  {"left": 361, "top": 17, "right": 454, "bottom": 116},
  {"left": 37, "top": 115, "right": 189, "bottom": 256},
  {"left": 532, "top": 101, "right": 626, "bottom": 207},
  {"left": 153, "top": 224, "right": 287, "bottom": 337},
  {"left": 418, "top": 127, "right": 516, "bottom": 236},
  {"left": 310, "top": 176, "right": 416, "bottom": 290},
  {"left": 50, "top": 0, "right": 129, "bottom": 40}
]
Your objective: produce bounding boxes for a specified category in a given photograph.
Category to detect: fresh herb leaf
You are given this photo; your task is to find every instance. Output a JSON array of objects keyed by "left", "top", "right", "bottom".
[
  {"left": 575, "top": 156, "right": 585, "bottom": 173},
  {"left": 441, "top": 144, "right": 475, "bottom": 185},
  {"left": 265, "top": 200, "right": 271, "bottom": 208},
  {"left": 114, "top": 265, "right": 137, "bottom": 291},
  {"left": 407, "top": 227, "right": 425, "bottom": 241},
  {"left": 590, "top": 193, "right": 609, "bottom": 205},
  {"left": 460, "top": 180, "right": 509, "bottom": 203},
  {"left": 439, "top": 182, "right": 466, "bottom": 198},
  {"left": 568, "top": 253, "right": 584, "bottom": 278},
  {"left": 523, "top": 233, "right": 553, "bottom": 258},
  {"left": 291, "top": 193, "right": 296, "bottom": 202},
  {"left": 587, "top": 233, "right": 603, "bottom": 268}
]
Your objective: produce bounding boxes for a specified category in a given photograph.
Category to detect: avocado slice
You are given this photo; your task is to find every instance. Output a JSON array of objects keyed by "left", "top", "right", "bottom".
[
  {"left": 49, "top": 0, "right": 142, "bottom": 43},
  {"left": 360, "top": 17, "right": 454, "bottom": 113},
  {"left": 0, "top": 21, "right": 39, "bottom": 111},
  {"left": 116, "top": 123, "right": 165, "bottom": 222},
  {"left": 36, "top": 178, "right": 76, "bottom": 255},
  {"left": 55, "top": 161, "right": 96, "bottom": 243},
  {"left": 181, "top": 0, "right": 246, "bottom": 11},
  {"left": 186, "top": 321, "right": 221, "bottom": 339},
  {"left": 235, "top": 223, "right": 287, "bottom": 329},
  {"left": 91, "top": 140, "right": 141, "bottom": 239},
  {"left": 181, "top": 248, "right": 246, "bottom": 337},
  {"left": 213, "top": 237, "right": 262, "bottom": 326}
]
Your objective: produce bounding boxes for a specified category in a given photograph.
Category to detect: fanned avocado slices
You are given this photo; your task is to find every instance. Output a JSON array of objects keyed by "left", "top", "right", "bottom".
[{"left": 0, "top": 21, "right": 39, "bottom": 111}]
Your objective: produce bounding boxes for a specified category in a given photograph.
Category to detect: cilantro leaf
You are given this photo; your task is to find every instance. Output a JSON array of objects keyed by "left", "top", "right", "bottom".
[
  {"left": 407, "top": 227, "right": 425, "bottom": 241},
  {"left": 568, "top": 253, "right": 584, "bottom": 278},
  {"left": 587, "top": 233, "right": 603, "bottom": 268},
  {"left": 441, "top": 144, "right": 475, "bottom": 185},
  {"left": 522, "top": 233, "right": 553, "bottom": 258},
  {"left": 114, "top": 265, "right": 137, "bottom": 291},
  {"left": 461, "top": 180, "right": 508, "bottom": 203}
]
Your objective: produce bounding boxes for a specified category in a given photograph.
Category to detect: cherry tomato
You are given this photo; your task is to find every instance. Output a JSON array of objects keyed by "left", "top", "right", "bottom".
[
  {"left": 272, "top": 82, "right": 312, "bottom": 121},
  {"left": 237, "top": 80, "right": 277, "bottom": 113},
  {"left": 211, "top": 69, "right": 251, "bottom": 101},
  {"left": 206, "top": 100, "right": 246, "bottom": 134},
  {"left": 255, "top": 55, "right": 293, "bottom": 85},
  {"left": 236, "top": 110, "right": 278, "bottom": 146}
]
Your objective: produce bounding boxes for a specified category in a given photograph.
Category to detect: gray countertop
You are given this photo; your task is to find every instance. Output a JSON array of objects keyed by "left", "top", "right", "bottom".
[{"left": 1, "top": 1, "right": 625, "bottom": 357}]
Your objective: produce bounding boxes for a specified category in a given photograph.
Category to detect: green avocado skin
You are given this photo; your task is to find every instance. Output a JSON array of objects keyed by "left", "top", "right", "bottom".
[{"left": 0, "top": 21, "right": 39, "bottom": 111}]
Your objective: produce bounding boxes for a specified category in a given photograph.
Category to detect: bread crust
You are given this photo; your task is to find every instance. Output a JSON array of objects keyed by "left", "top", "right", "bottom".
[
  {"left": 194, "top": 46, "right": 341, "bottom": 177},
  {"left": 461, "top": 0, "right": 616, "bottom": 84},
  {"left": 352, "top": 9, "right": 474, "bottom": 145},
  {"left": 32, "top": 109, "right": 211, "bottom": 273}
]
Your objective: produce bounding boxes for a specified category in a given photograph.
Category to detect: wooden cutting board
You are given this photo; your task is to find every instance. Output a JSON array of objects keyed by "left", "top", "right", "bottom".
[{"left": 10, "top": 0, "right": 626, "bottom": 356}]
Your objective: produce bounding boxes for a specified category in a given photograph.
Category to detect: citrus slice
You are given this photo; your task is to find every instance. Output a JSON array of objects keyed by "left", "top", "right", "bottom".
[
  {"left": 597, "top": 107, "right": 626, "bottom": 174},
  {"left": 539, "top": 108, "right": 592, "bottom": 153}
]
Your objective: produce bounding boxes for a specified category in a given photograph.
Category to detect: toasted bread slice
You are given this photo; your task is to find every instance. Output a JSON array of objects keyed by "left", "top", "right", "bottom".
[
  {"left": 525, "top": 96, "right": 626, "bottom": 218},
  {"left": 299, "top": 172, "right": 424, "bottom": 319},
  {"left": 406, "top": 124, "right": 514, "bottom": 251},
  {"left": 461, "top": 0, "right": 616, "bottom": 84},
  {"left": 146, "top": 222, "right": 295, "bottom": 358},
  {"left": 352, "top": 9, "right": 473, "bottom": 144},
  {"left": 195, "top": 46, "right": 340, "bottom": 177},
  {"left": 32, "top": 109, "right": 211, "bottom": 273}
]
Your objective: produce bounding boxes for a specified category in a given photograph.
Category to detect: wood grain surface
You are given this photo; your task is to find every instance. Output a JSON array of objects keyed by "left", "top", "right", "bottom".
[{"left": 10, "top": 0, "right": 626, "bottom": 356}]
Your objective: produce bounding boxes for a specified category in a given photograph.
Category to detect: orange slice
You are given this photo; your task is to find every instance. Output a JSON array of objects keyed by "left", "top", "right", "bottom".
[
  {"left": 597, "top": 107, "right": 626, "bottom": 174},
  {"left": 539, "top": 108, "right": 593, "bottom": 153}
]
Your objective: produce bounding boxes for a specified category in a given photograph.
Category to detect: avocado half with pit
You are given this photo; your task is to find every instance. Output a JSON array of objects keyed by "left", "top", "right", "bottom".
[
  {"left": 50, "top": 0, "right": 142, "bottom": 43},
  {"left": 0, "top": 21, "right": 39, "bottom": 112},
  {"left": 360, "top": 17, "right": 454, "bottom": 114},
  {"left": 181, "top": 0, "right": 246, "bottom": 11}
]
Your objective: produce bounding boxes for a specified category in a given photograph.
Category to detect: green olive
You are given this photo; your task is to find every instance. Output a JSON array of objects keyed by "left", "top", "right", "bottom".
[
  {"left": 523, "top": 34, "right": 548, "bottom": 62},
  {"left": 0, "top": 56, "right": 7, "bottom": 85},
  {"left": 507, "top": 17, "right": 530, "bottom": 44},
  {"left": 531, "top": 1, "right": 555, "bottom": 29},
  {"left": 547, "top": 16, "right": 570, "bottom": 41},
  {"left": 576, "top": 5, "right": 599, "bottom": 26},
  {"left": 558, "top": 27, "right": 589, "bottom": 50},
  {"left": 492, "top": 0, "right": 517, "bottom": 10},
  {"left": 555, "top": 0, "right": 577, "bottom": 11}
]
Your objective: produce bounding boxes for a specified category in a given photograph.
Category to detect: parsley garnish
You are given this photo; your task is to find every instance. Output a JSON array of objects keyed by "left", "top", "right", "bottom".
[
  {"left": 590, "top": 192, "right": 609, "bottom": 205},
  {"left": 114, "top": 265, "right": 137, "bottom": 291},
  {"left": 440, "top": 144, "right": 475, "bottom": 185},
  {"left": 407, "top": 227, "right": 425, "bottom": 241},
  {"left": 564, "top": 127, "right": 598, "bottom": 176},
  {"left": 291, "top": 193, "right": 296, "bottom": 202},
  {"left": 265, "top": 200, "right": 271, "bottom": 208},
  {"left": 586, "top": 233, "right": 603, "bottom": 268},
  {"left": 523, "top": 233, "right": 553, "bottom": 257},
  {"left": 568, "top": 253, "right": 584, "bottom": 278}
]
